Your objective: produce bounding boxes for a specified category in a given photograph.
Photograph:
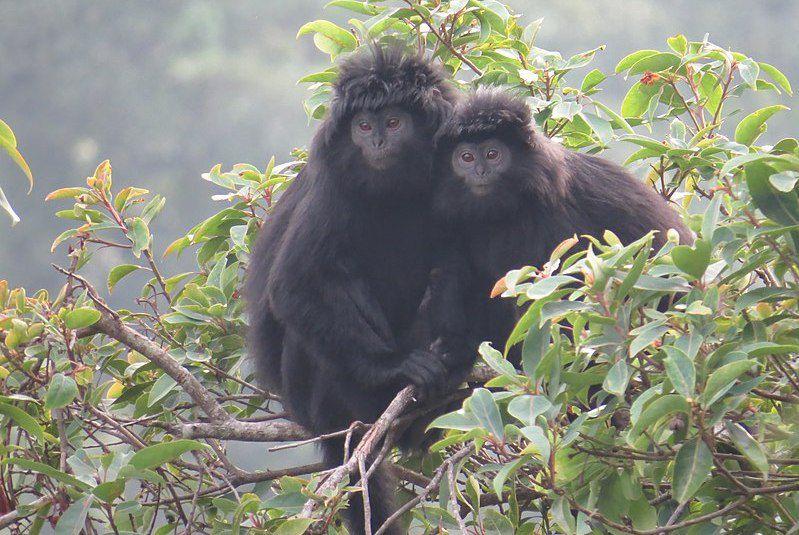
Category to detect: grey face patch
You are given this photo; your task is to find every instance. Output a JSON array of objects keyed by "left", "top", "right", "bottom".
[
  {"left": 451, "top": 138, "right": 512, "bottom": 194},
  {"left": 350, "top": 107, "right": 415, "bottom": 169}
]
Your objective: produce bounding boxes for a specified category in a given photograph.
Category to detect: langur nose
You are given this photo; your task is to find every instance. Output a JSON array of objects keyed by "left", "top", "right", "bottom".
[
  {"left": 372, "top": 138, "right": 385, "bottom": 149},
  {"left": 476, "top": 166, "right": 486, "bottom": 177}
]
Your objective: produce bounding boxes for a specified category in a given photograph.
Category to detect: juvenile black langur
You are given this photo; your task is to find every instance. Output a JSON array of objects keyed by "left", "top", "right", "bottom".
[
  {"left": 246, "top": 46, "right": 458, "bottom": 534},
  {"left": 429, "top": 89, "right": 692, "bottom": 366}
]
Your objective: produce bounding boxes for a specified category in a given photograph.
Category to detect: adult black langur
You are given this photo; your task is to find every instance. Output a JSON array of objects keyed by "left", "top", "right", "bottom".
[
  {"left": 428, "top": 88, "right": 693, "bottom": 369},
  {"left": 246, "top": 46, "right": 460, "bottom": 534}
]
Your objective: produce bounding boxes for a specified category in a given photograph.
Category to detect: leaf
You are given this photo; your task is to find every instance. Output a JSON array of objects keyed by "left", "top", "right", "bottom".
[
  {"left": 507, "top": 395, "right": 552, "bottom": 426},
  {"left": 54, "top": 494, "right": 94, "bottom": 535},
  {"left": 469, "top": 388, "right": 504, "bottom": 440},
  {"left": 0, "top": 186, "right": 21, "bottom": 225},
  {"left": 737, "top": 57, "right": 760, "bottom": 90},
  {"left": 128, "top": 217, "right": 151, "bottom": 258},
  {"left": 2, "top": 459, "right": 90, "bottom": 490},
  {"left": 92, "top": 479, "right": 125, "bottom": 502},
  {"left": 324, "top": 0, "right": 380, "bottom": 15},
  {"left": 663, "top": 346, "right": 696, "bottom": 398},
  {"left": 147, "top": 374, "right": 177, "bottom": 407},
  {"left": 274, "top": 518, "right": 315, "bottom": 535},
  {"left": 627, "top": 52, "right": 681, "bottom": 75},
  {"left": 580, "top": 69, "right": 606, "bottom": 92},
  {"left": 629, "top": 394, "right": 690, "bottom": 440},
  {"left": 725, "top": 422, "right": 769, "bottom": 476},
  {"left": 107, "top": 264, "right": 142, "bottom": 293},
  {"left": 734, "top": 105, "right": 789, "bottom": 146},
  {"left": 0, "top": 402, "right": 44, "bottom": 442},
  {"left": 493, "top": 456, "right": 528, "bottom": 499},
  {"left": 671, "top": 239, "right": 712, "bottom": 280},
  {"left": 603, "top": 360, "right": 631, "bottom": 397},
  {"left": 621, "top": 81, "right": 661, "bottom": 119},
  {"left": 745, "top": 162, "right": 799, "bottom": 226},
  {"left": 615, "top": 50, "right": 659, "bottom": 73},
  {"left": 482, "top": 508, "right": 515, "bottom": 535},
  {"left": 519, "top": 425, "right": 550, "bottom": 461},
  {"left": 45, "top": 373, "right": 79, "bottom": 410},
  {"left": 768, "top": 171, "right": 799, "bottom": 192},
  {"left": 758, "top": 62, "right": 792, "bottom": 95},
  {"left": 667, "top": 34, "right": 688, "bottom": 54},
  {"left": 702, "top": 359, "right": 756, "bottom": 408},
  {"left": 672, "top": 438, "right": 713, "bottom": 503},
  {"left": 128, "top": 439, "right": 207, "bottom": 470},
  {"left": 65, "top": 307, "right": 101, "bottom": 329},
  {"left": 45, "top": 187, "right": 90, "bottom": 201},
  {"left": 297, "top": 20, "right": 357, "bottom": 55},
  {"left": 521, "top": 319, "right": 551, "bottom": 379}
]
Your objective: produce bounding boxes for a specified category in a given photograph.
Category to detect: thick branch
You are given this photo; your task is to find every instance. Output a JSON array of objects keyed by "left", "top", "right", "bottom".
[
  {"left": 181, "top": 419, "right": 310, "bottom": 441},
  {"left": 299, "top": 386, "right": 417, "bottom": 519}
]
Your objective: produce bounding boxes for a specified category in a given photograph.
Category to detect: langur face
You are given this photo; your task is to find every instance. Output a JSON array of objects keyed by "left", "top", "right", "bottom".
[
  {"left": 450, "top": 138, "right": 512, "bottom": 195},
  {"left": 350, "top": 107, "right": 416, "bottom": 170}
]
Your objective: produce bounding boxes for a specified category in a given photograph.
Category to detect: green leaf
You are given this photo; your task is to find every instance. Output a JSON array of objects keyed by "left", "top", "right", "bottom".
[
  {"left": 615, "top": 50, "right": 659, "bottom": 73},
  {"left": 737, "top": 58, "right": 760, "bottom": 90},
  {"left": 671, "top": 239, "right": 712, "bottom": 280},
  {"left": 580, "top": 69, "right": 606, "bottom": 92},
  {"left": 3, "top": 459, "right": 90, "bottom": 490},
  {"left": 482, "top": 508, "right": 516, "bottom": 535},
  {"left": 627, "top": 52, "right": 681, "bottom": 75},
  {"left": 734, "top": 105, "right": 789, "bottom": 146},
  {"left": 128, "top": 439, "right": 207, "bottom": 470},
  {"left": 0, "top": 186, "right": 21, "bottom": 225},
  {"left": 667, "top": 34, "right": 688, "bottom": 54},
  {"left": 92, "top": 479, "right": 126, "bottom": 502},
  {"left": 725, "top": 422, "right": 769, "bottom": 476},
  {"left": 621, "top": 81, "right": 661, "bottom": 118},
  {"left": 758, "top": 62, "right": 792, "bottom": 95},
  {"left": 54, "top": 494, "right": 94, "bottom": 535},
  {"left": 493, "top": 456, "right": 528, "bottom": 499},
  {"left": 746, "top": 162, "right": 799, "bottom": 226},
  {"left": 147, "top": 374, "right": 177, "bottom": 407},
  {"left": 521, "top": 319, "right": 551, "bottom": 379},
  {"left": 274, "top": 518, "right": 315, "bottom": 535},
  {"left": 128, "top": 217, "right": 151, "bottom": 258},
  {"left": 45, "top": 373, "right": 79, "bottom": 410},
  {"left": 603, "top": 360, "right": 630, "bottom": 396},
  {"left": 297, "top": 20, "right": 357, "bottom": 55},
  {"left": 469, "top": 388, "right": 504, "bottom": 440},
  {"left": 629, "top": 394, "right": 690, "bottom": 441},
  {"left": 672, "top": 438, "right": 713, "bottom": 503},
  {"left": 0, "top": 402, "right": 44, "bottom": 443},
  {"left": 107, "top": 264, "right": 142, "bottom": 293},
  {"left": 507, "top": 395, "right": 552, "bottom": 426},
  {"left": 65, "top": 307, "right": 101, "bottom": 329},
  {"left": 324, "top": 0, "right": 380, "bottom": 15},
  {"left": 663, "top": 346, "right": 696, "bottom": 398},
  {"left": 768, "top": 170, "right": 799, "bottom": 192},
  {"left": 702, "top": 359, "right": 756, "bottom": 408}
]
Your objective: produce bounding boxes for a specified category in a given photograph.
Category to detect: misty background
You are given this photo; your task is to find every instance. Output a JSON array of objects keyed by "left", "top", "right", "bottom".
[{"left": 1, "top": 0, "right": 797, "bottom": 303}]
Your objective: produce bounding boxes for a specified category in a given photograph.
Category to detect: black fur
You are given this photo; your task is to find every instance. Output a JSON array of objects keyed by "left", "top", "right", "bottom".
[
  {"left": 431, "top": 88, "right": 693, "bottom": 360},
  {"left": 246, "top": 46, "right": 457, "bottom": 534}
]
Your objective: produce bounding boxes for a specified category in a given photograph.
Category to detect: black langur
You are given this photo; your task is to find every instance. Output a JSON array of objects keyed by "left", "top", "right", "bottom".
[
  {"left": 246, "top": 46, "right": 459, "bottom": 534},
  {"left": 429, "top": 89, "right": 693, "bottom": 364}
]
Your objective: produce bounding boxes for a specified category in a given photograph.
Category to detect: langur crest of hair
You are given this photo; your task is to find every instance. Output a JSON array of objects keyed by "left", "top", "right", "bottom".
[
  {"left": 445, "top": 87, "right": 536, "bottom": 147},
  {"left": 314, "top": 44, "right": 457, "bottom": 152}
]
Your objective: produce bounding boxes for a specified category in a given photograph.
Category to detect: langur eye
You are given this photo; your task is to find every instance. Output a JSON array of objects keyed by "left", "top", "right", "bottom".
[
  {"left": 486, "top": 149, "right": 500, "bottom": 160},
  {"left": 358, "top": 121, "right": 372, "bottom": 132},
  {"left": 461, "top": 151, "right": 475, "bottom": 163},
  {"left": 386, "top": 117, "right": 400, "bottom": 129}
]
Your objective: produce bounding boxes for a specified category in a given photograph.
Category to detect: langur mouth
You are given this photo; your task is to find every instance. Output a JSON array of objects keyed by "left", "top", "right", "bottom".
[{"left": 363, "top": 148, "right": 398, "bottom": 169}]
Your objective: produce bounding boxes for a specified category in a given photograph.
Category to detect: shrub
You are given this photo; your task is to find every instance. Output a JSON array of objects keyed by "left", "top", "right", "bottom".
[{"left": 1, "top": 1, "right": 798, "bottom": 533}]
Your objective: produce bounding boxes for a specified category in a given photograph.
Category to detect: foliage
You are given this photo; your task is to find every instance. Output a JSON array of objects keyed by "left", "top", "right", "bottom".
[
  {"left": 0, "top": 118, "right": 33, "bottom": 225},
  {"left": 1, "top": 0, "right": 798, "bottom": 533}
]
